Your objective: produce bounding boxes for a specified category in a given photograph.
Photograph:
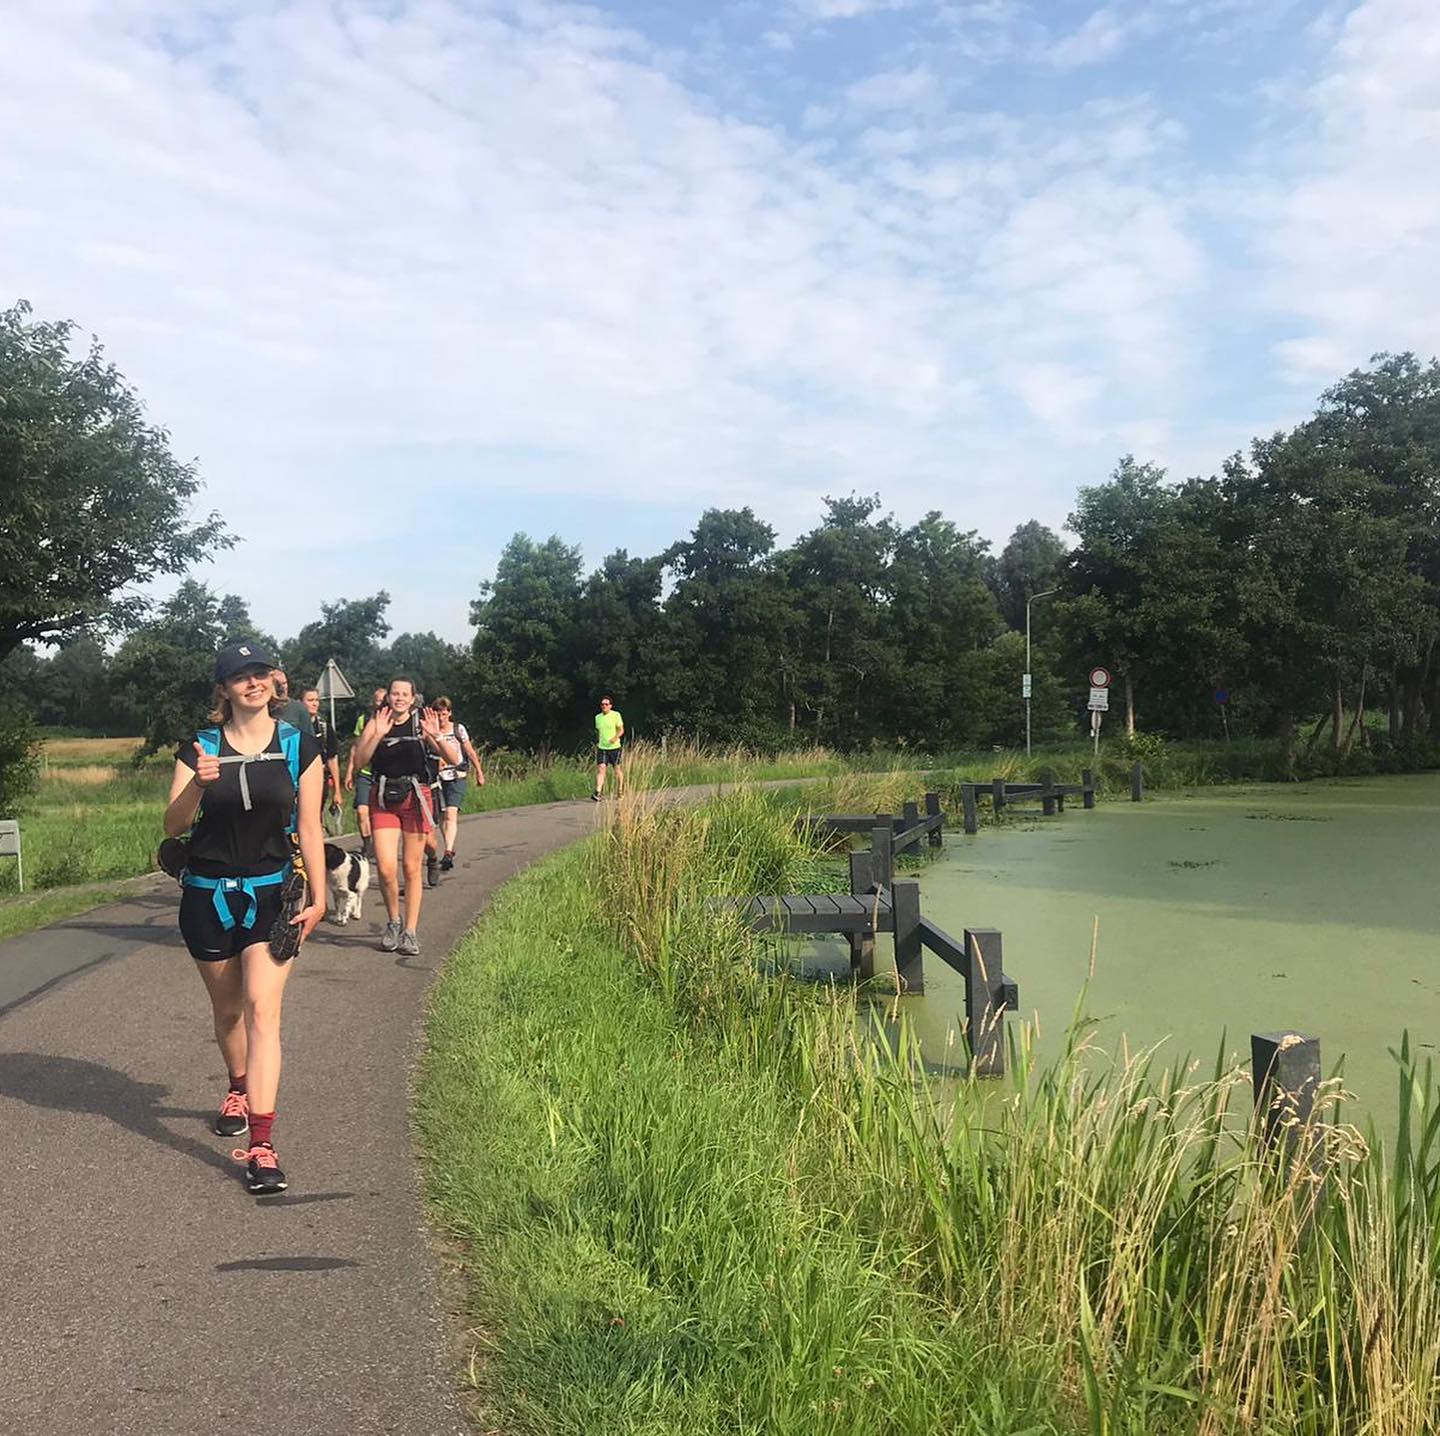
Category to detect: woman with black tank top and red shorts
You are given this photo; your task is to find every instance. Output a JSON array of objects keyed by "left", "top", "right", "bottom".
[
  {"left": 162, "top": 641, "right": 327, "bottom": 1194},
  {"left": 349, "top": 676, "right": 458, "bottom": 956}
]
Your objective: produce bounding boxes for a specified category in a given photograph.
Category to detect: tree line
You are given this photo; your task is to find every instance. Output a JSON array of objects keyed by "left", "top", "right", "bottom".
[{"left": 4, "top": 296, "right": 1439, "bottom": 778}]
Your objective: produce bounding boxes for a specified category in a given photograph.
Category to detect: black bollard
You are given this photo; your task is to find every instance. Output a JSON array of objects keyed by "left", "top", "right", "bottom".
[
  {"left": 870, "top": 825, "right": 893, "bottom": 892},
  {"left": 962, "top": 927, "right": 1006, "bottom": 1077},
  {"left": 891, "top": 879, "right": 923, "bottom": 995},
  {"left": 847, "top": 849, "right": 876, "bottom": 982},
  {"left": 1130, "top": 762, "right": 1144, "bottom": 801},
  {"left": 961, "top": 784, "right": 978, "bottom": 835},
  {"left": 926, "top": 790, "right": 943, "bottom": 847},
  {"left": 1082, "top": 768, "right": 1096, "bottom": 809},
  {"left": 1251, "top": 1031, "right": 1322, "bottom": 1153}
]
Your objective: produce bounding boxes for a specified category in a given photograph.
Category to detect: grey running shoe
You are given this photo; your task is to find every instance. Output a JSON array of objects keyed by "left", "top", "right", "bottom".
[
  {"left": 397, "top": 929, "right": 420, "bottom": 957},
  {"left": 380, "top": 919, "right": 403, "bottom": 952}
]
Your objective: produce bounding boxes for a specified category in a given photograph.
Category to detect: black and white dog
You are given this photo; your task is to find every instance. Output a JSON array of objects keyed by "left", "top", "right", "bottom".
[{"left": 323, "top": 842, "right": 371, "bottom": 925}]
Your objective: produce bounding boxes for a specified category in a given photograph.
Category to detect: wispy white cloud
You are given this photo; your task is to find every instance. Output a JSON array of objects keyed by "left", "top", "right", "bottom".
[
  {"left": 791, "top": 0, "right": 913, "bottom": 20},
  {"left": 1045, "top": 6, "right": 1135, "bottom": 69},
  {"left": 1261, "top": 0, "right": 1440, "bottom": 381}
]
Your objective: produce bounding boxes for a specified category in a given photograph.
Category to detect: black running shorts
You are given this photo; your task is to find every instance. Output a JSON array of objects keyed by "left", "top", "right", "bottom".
[
  {"left": 179, "top": 883, "right": 288, "bottom": 962},
  {"left": 597, "top": 747, "right": 622, "bottom": 765}
]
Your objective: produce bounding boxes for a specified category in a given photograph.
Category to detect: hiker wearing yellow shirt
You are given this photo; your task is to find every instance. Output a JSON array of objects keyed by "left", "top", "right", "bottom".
[{"left": 591, "top": 695, "right": 624, "bottom": 801}]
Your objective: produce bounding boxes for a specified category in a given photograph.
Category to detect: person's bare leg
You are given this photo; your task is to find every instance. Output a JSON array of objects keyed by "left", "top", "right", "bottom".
[
  {"left": 615, "top": 761, "right": 624, "bottom": 795},
  {"left": 401, "top": 831, "right": 425, "bottom": 931},
  {"left": 194, "top": 957, "right": 246, "bottom": 1077},
  {"left": 357, "top": 803, "right": 372, "bottom": 842},
  {"left": 240, "top": 942, "right": 294, "bottom": 1117},
  {"left": 594, "top": 763, "right": 606, "bottom": 797},
  {"left": 373, "top": 825, "right": 401, "bottom": 921},
  {"left": 444, "top": 805, "right": 459, "bottom": 854}
]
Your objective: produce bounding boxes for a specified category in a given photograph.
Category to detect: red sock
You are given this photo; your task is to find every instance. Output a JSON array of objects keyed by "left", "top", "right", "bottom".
[
  {"left": 228, "top": 1073, "right": 247, "bottom": 1095},
  {"left": 249, "top": 1111, "right": 275, "bottom": 1148}
]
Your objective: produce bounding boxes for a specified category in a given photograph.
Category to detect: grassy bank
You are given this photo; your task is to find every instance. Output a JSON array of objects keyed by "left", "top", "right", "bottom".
[{"left": 419, "top": 790, "right": 1440, "bottom": 1435}]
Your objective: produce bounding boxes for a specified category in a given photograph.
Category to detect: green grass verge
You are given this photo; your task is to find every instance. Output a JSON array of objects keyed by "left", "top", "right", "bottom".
[
  {"left": 417, "top": 842, "right": 1023, "bottom": 1436},
  {"left": 418, "top": 791, "right": 1440, "bottom": 1436},
  {"left": 0, "top": 876, "right": 160, "bottom": 943}
]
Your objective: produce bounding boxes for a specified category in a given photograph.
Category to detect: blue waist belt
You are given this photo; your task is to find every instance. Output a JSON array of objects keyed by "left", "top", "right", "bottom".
[{"left": 182, "top": 865, "right": 292, "bottom": 931}]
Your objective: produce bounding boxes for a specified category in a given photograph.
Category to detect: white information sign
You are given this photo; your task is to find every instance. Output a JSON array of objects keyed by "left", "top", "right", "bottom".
[
  {"left": 1088, "top": 686, "right": 1110, "bottom": 711},
  {"left": 0, "top": 818, "right": 22, "bottom": 892},
  {"left": 1021, "top": 672, "right": 1032, "bottom": 699},
  {"left": 316, "top": 658, "right": 355, "bottom": 701}
]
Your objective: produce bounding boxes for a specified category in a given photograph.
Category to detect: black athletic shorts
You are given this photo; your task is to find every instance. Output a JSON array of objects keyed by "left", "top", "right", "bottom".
[
  {"left": 179, "top": 882, "right": 288, "bottom": 962},
  {"left": 597, "top": 747, "right": 622, "bottom": 765}
]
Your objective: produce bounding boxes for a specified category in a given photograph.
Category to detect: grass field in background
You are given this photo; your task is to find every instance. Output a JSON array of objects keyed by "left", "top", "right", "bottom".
[{"left": 418, "top": 789, "right": 1440, "bottom": 1436}]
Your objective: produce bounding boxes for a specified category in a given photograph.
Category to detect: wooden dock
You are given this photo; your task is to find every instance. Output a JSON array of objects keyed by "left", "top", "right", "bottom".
[{"left": 722, "top": 810, "right": 1019, "bottom": 1076}]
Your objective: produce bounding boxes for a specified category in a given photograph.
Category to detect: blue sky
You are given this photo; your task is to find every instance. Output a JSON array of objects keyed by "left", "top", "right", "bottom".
[{"left": 2, "top": 0, "right": 1437, "bottom": 645}]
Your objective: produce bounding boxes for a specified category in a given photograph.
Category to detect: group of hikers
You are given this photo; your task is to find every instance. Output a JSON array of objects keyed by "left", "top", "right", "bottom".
[{"left": 162, "top": 638, "right": 626, "bottom": 1194}]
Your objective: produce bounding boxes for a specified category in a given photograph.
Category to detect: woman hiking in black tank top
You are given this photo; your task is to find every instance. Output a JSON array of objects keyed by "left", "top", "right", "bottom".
[{"left": 349, "top": 676, "right": 458, "bottom": 955}]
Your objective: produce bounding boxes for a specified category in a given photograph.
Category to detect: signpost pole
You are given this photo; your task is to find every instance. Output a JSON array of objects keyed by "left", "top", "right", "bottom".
[
  {"left": 1087, "top": 667, "right": 1111, "bottom": 762},
  {"left": 1024, "top": 589, "right": 1058, "bottom": 757}
]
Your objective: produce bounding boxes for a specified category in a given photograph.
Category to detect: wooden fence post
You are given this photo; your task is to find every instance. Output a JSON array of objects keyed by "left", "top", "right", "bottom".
[
  {"left": 901, "top": 800, "right": 919, "bottom": 849},
  {"left": 848, "top": 850, "right": 876, "bottom": 982},
  {"left": 1251, "top": 1031, "right": 1322, "bottom": 1155},
  {"left": 891, "top": 878, "right": 923, "bottom": 995},
  {"left": 925, "top": 791, "right": 943, "bottom": 847},
  {"left": 1130, "top": 762, "right": 1144, "bottom": 802},
  {"left": 961, "top": 784, "right": 978, "bottom": 835},
  {"left": 1082, "top": 768, "right": 1096, "bottom": 809},
  {"left": 991, "top": 776, "right": 1006, "bottom": 816},
  {"left": 962, "top": 927, "right": 1006, "bottom": 1077},
  {"left": 1041, "top": 768, "right": 1057, "bottom": 817},
  {"left": 870, "top": 825, "right": 893, "bottom": 891}
]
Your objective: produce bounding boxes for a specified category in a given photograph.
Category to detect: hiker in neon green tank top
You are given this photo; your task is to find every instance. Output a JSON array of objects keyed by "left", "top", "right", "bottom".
[{"left": 592, "top": 695, "right": 624, "bottom": 801}]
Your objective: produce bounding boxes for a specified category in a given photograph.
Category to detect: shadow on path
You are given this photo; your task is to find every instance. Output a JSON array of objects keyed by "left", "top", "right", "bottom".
[
  {"left": 216, "top": 1257, "right": 360, "bottom": 1272},
  {"left": 0, "top": 1052, "right": 234, "bottom": 1176}
]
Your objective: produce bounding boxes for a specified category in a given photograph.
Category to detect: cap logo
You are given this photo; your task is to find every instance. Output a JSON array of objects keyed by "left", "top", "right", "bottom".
[{"left": 239, "top": 646, "right": 251, "bottom": 655}]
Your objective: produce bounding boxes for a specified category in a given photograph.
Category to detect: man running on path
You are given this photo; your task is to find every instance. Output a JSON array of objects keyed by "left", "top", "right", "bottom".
[{"left": 592, "top": 694, "right": 624, "bottom": 800}]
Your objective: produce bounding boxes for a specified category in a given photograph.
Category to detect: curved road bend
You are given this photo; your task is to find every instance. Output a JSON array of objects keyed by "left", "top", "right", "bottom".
[{"left": 0, "top": 796, "right": 613, "bottom": 1436}]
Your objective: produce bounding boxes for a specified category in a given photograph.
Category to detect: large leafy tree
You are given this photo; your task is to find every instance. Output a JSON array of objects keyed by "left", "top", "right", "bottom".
[
  {"left": 283, "top": 593, "right": 392, "bottom": 699},
  {"left": 885, "top": 513, "right": 1010, "bottom": 746},
  {"left": 110, "top": 581, "right": 261, "bottom": 756},
  {"left": 781, "top": 496, "right": 897, "bottom": 745},
  {"left": 987, "top": 520, "right": 1068, "bottom": 632},
  {"left": 1301, "top": 353, "right": 1440, "bottom": 738},
  {"left": 383, "top": 631, "right": 466, "bottom": 705},
  {"left": 1063, "top": 457, "right": 1232, "bottom": 736},
  {"left": 0, "top": 301, "right": 230, "bottom": 665},
  {"left": 572, "top": 550, "right": 667, "bottom": 739},
  {"left": 657, "top": 509, "right": 794, "bottom": 745},
  {"left": 467, "top": 535, "right": 584, "bottom": 748}
]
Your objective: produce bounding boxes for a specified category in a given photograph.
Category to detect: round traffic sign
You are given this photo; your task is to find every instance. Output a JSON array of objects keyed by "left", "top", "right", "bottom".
[{"left": 1088, "top": 666, "right": 1111, "bottom": 688}]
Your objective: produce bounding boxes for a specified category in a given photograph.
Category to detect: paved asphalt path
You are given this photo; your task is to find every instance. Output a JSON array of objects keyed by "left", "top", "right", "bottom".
[{"left": 0, "top": 796, "right": 611, "bottom": 1436}]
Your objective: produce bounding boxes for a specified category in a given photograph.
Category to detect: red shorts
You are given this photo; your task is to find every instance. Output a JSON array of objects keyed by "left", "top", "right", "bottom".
[{"left": 369, "top": 788, "right": 434, "bottom": 836}]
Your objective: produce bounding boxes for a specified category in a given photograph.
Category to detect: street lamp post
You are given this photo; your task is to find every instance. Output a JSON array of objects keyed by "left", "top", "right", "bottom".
[{"left": 1025, "top": 588, "right": 1059, "bottom": 757}]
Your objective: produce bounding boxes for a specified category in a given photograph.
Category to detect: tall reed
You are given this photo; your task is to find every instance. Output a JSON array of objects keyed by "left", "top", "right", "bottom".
[{"left": 580, "top": 792, "right": 1440, "bottom": 1432}]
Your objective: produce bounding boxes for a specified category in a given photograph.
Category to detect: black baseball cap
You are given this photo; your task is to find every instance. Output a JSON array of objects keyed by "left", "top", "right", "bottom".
[{"left": 214, "top": 640, "right": 277, "bottom": 683}]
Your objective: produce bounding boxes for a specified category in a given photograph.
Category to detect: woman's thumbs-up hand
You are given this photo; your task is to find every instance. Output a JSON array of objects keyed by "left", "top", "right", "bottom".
[{"left": 193, "top": 741, "right": 221, "bottom": 788}]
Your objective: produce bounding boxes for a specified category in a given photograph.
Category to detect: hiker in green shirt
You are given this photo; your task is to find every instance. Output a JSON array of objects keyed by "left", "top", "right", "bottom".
[{"left": 591, "top": 695, "right": 624, "bottom": 801}]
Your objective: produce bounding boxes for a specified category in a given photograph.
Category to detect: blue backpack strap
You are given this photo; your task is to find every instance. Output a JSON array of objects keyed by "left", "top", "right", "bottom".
[
  {"left": 277, "top": 721, "right": 303, "bottom": 834},
  {"left": 189, "top": 728, "right": 223, "bottom": 833}
]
